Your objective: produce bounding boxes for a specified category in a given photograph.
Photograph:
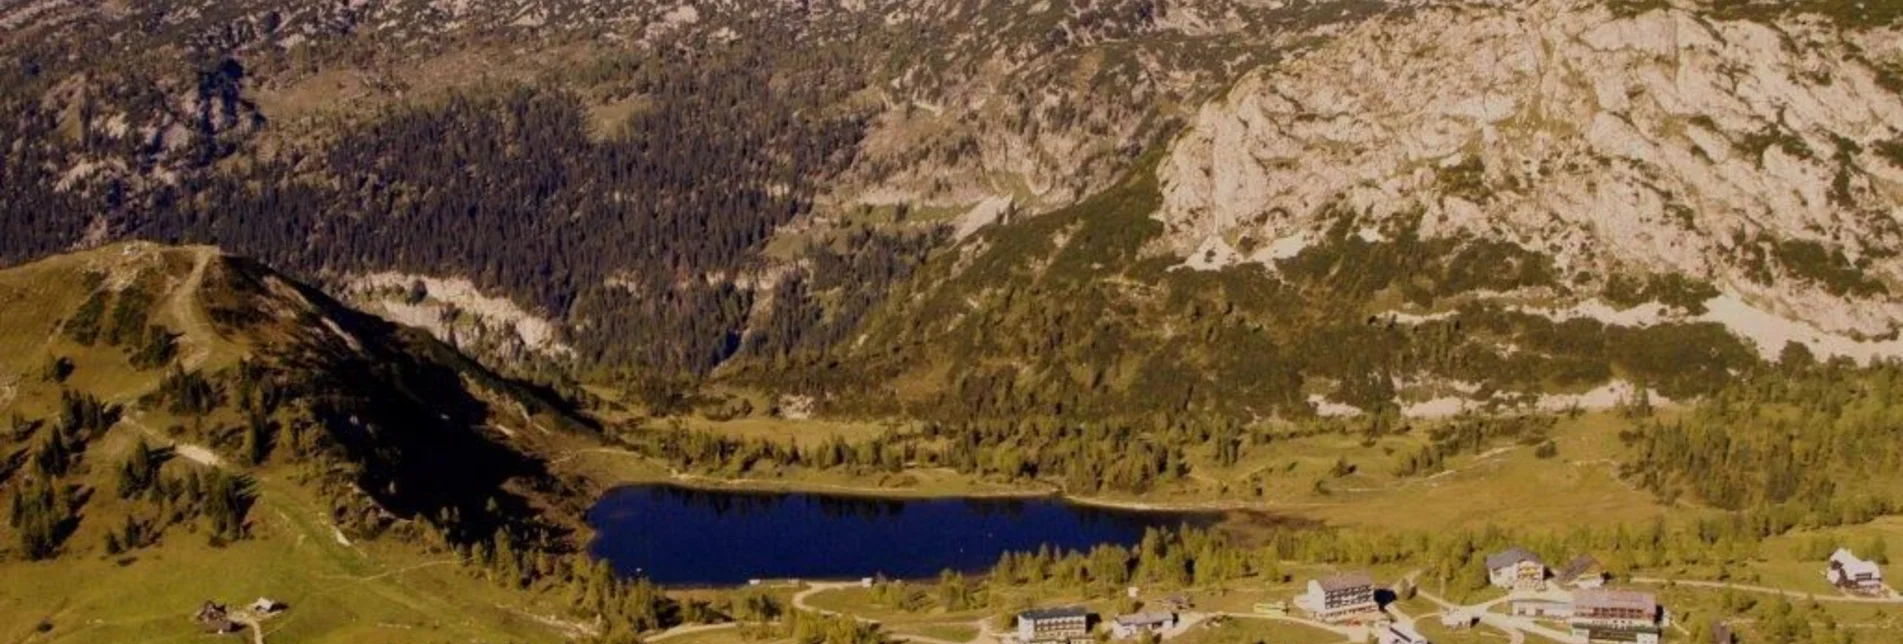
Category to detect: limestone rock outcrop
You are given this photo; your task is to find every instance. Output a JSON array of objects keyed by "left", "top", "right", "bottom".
[{"left": 1160, "top": 0, "right": 1903, "bottom": 341}]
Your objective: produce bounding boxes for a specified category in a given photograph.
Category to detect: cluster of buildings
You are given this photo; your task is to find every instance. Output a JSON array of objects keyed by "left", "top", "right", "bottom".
[
  {"left": 192, "top": 602, "right": 243, "bottom": 635},
  {"left": 1013, "top": 595, "right": 1191, "bottom": 643},
  {"left": 1015, "top": 545, "right": 1887, "bottom": 644},
  {"left": 1486, "top": 548, "right": 1607, "bottom": 591},
  {"left": 1289, "top": 570, "right": 1426, "bottom": 644},
  {"left": 1489, "top": 544, "right": 1892, "bottom": 642},
  {"left": 191, "top": 597, "right": 285, "bottom": 636},
  {"left": 1284, "top": 559, "right": 1666, "bottom": 644},
  {"left": 1484, "top": 546, "right": 1665, "bottom": 644}
]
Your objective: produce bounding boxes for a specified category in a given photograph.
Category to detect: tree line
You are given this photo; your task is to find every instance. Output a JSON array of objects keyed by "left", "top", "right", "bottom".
[{"left": 1624, "top": 360, "right": 1903, "bottom": 519}]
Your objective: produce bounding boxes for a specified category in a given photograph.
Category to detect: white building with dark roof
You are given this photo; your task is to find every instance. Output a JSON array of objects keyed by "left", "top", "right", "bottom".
[
  {"left": 1298, "top": 571, "right": 1380, "bottom": 624},
  {"left": 1017, "top": 606, "right": 1092, "bottom": 644},
  {"left": 1109, "top": 611, "right": 1177, "bottom": 639},
  {"left": 1826, "top": 548, "right": 1885, "bottom": 596},
  {"left": 1486, "top": 546, "right": 1547, "bottom": 590}
]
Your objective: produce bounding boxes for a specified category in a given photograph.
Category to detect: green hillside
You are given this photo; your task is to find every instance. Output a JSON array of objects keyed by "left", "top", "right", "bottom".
[
  {"left": 0, "top": 243, "right": 613, "bottom": 642},
  {"left": 723, "top": 160, "right": 1758, "bottom": 422}
]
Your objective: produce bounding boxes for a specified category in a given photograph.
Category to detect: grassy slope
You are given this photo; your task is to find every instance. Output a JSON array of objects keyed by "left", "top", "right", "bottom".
[
  {"left": 661, "top": 149, "right": 1759, "bottom": 527},
  {"left": 0, "top": 481, "right": 572, "bottom": 643},
  {"left": 0, "top": 243, "right": 580, "bottom": 643},
  {"left": 3, "top": 245, "right": 1888, "bottom": 644},
  {"left": 1174, "top": 619, "right": 1341, "bottom": 644},
  {"left": 1281, "top": 413, "right": 1675, "bottom": 530},
  {"left": 572, "top": 408, "right": 1676, "bottom": 531}
]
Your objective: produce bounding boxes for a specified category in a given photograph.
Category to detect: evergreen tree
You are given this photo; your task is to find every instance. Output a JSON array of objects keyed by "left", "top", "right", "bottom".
[{"left": 117, "top": 440, "right": 158, "bottom": 499}]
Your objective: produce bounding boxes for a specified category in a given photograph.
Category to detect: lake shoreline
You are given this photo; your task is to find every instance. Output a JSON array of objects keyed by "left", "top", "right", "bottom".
[
  {"left": 607, "top": 469, "right": 1288, "bottom": 514},
  {"left": 586, "top": 482, "right": 1227, "bottom": 586},
  {"left": 564, "top": 446, "right": 1293, "bottom": 514}
]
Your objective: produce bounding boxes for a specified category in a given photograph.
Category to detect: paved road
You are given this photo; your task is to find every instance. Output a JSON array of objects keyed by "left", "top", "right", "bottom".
[
  {"left": 1411, "top": 572, "right": 1900, "bottom": 644},
  {"left": 756, "top": 573, "right": 1896, "bottom": 644},
  {"left": 789, "top": 582, "right": 984, "bottom": 644},
  {"left": 1389, "top": 600, "right": 1527, "bottom": 644},
  {"left": 790, "top": 581, "right": 864, "bottom": 615},
  {"left": 1216, "top": 611, "right": 1364, "bottom": 641},
  {"left": 648, "top": 622, "right": 740, "bottom": 642},
  {"left": 1416, "top": 588, "right": 1581, "bottom": 644},
  {"left": 229, "top": 615, "right": 267, "bottom": 644},
  {"left": 1629, "top": 577, "right": 1902, "bottom": 604}
]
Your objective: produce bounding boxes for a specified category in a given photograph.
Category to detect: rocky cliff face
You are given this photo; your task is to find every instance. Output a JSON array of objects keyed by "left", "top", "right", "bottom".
[
  {"left": 1159, "top": 0, "right": 1903, "bottom": 356},
  {"left": 808, "top": 0, "right": 1394, "bottom": 219},
  {"left": 2, "top": 0, "right": 1391, "bottom": 374},
  {"left": 7, "top": 0, "right": 1903, "bottom": 410}
]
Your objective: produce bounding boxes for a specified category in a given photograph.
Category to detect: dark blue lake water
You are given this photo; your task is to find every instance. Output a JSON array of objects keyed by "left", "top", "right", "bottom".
[{"left": 586, "top": 485, "right": 1220, "bottom": 586}]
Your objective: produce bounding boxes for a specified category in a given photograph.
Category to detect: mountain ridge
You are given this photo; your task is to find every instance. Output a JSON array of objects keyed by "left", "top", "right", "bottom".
[
  {"left": 1158, "top": 0, "right": 1903, "bottom": 343},
  {"left": 1, "top": 0, "right": 1900, "bottom": 418},
  {"left": 0, "top": 242, "right": 601, "bottom": 550}
]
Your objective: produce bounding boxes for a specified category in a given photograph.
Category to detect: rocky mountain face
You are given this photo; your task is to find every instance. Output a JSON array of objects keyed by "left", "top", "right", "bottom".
[
  {"left": 1159, "top": 0, "right": 1903, "bottom": 355},
  {"left": 3, "top": 0, "right": 1901, "bottom": 417},
  {"left": 0, "top": 0, "right": 1386, "bottom": 379},
  {"left": 1, "top": 0, "right": 1375, "bottom": 225}
]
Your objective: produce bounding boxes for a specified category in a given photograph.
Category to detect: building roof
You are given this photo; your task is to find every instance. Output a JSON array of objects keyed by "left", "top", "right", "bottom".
[
  {"left": 1556, "top": 555, "right": 1603, "bottom": 582},
  {"left": 1574, "top": 588, "right": 1657, "bottom": 613},
  {"left": 193, "top": 602, "right": 228, "bottom": 622},
  {"left": 1020, "top": 606, "right": 1090, "bottom": 621},
  {"left": 1510, "top": 599, "right": 1571, "bottom": 608},
  {"left": 1113, "top": 612, "right": 1176, "bottom": 627},
  {"left": 1830, "top": 549, "right": 1883, "bottom": 578},
  {"left": 1486, "top": 546, "right": 1544, "bottom": 570},
  {"left": 1574, "top": 624, "right": 1663, "bottom": 636},
  {"left": 1317, "top": 570, "right": 1375, "bottom": 592}
]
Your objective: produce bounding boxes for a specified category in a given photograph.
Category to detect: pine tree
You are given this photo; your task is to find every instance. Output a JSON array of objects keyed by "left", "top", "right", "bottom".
[
  {"left": 937, "top": 569, "right": 971, "bottom": 611},
  {"left": 202, "top": 472, "right": 249, "bottom": 543},
  {"left": 120, "top": 515, "right": 145, "bottom": 549},
  {"left": 11, "top": 483, "right": 62, "bottom": 560},
  {"left": 243, "top": 418, "right": 270, "bottom": 466},
  {"left": 494, "top": 530, "right": 523, "bottom": 589},
  {"left": 6, "top": 487, "right": 23, "bottom": 527},
  {"left": 117, "top": 440, "right": 156, "bottom": 498},
  {"left": 30, "top": 429, "right": 69, "bottom": 477}
]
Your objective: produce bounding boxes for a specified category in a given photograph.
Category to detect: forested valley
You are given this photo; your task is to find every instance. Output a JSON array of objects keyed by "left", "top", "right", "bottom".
[{"left": 0, "top": 4, "right": 955, "bottom": 393}]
